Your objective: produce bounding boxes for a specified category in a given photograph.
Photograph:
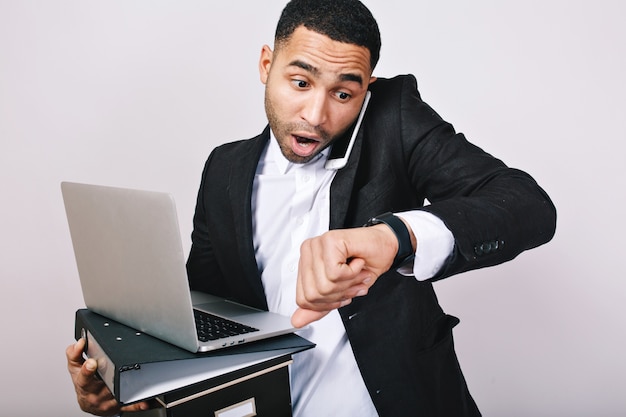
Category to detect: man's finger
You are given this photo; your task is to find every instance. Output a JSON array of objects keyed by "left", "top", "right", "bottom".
[
  {"left": 66, "top": 338, "right": 86, "bottom": 368},
  {"left": 121, "top": 401, "right": 152, "bottom": 413},
  {"left": 72, "top": 358, "right": 99, "bottom": 390},
  {"left": 291, "top": 307, "right": 333, "bottom": 328}
]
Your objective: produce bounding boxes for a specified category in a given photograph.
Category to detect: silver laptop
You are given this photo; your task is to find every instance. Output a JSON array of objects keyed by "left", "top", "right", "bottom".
[{"left": 61, "top": 181, "right": 296, "bottom": 353}]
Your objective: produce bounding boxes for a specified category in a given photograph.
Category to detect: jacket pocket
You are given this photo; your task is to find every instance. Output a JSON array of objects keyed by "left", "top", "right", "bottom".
[{"left": 412, "top": 314, "right": 481, "bottom": 416}]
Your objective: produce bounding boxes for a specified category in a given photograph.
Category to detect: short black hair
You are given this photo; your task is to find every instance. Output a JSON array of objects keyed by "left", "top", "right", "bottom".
[{"left": 274, "top": 0, "right": 381, "bottom": 71}]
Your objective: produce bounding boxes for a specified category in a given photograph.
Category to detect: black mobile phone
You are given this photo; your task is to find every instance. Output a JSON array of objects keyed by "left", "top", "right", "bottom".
[{"left": 324, "top": 91, "right": 371, "bottom": 170}]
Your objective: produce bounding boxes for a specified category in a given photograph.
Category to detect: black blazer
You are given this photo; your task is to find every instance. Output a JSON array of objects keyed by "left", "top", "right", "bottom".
[{"left": 187, "top": 75, "right": 556, "bottom": 416}]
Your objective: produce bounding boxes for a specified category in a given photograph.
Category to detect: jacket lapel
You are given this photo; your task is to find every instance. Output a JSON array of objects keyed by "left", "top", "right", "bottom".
[
  {"left": 227, "top": 127, "right": 270, "bottom": 308},
  {"left": 329, "top": 127, "right": 365, "bottom": 229}
]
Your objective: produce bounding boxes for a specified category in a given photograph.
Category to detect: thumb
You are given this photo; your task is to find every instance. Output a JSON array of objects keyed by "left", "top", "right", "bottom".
[
  {"left": 291, "top": 307, "right": 331, "bottom": 328},
  {"left": 66, "top": 338, "right": 86, "bottom": 367}
]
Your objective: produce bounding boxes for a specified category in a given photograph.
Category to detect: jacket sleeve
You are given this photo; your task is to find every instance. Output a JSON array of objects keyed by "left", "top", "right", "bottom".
[{"left": 395, "top": 75, "right": 556, "bottom": 279}]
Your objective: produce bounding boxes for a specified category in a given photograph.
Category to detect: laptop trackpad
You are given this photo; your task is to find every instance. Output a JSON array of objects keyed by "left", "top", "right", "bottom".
[{"left": 195, "top": 301, "right": 260, "bottom": 318}]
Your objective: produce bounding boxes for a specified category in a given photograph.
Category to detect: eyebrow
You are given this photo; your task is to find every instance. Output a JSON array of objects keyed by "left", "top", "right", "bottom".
[{"left": 288, "top": 59, "right": 364, "bottom": 86}]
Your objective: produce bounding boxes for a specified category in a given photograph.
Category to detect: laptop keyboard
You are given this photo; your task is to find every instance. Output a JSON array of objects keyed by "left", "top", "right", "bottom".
[{"left": 194, "top": 309, "right": 259, "bottom": 342}]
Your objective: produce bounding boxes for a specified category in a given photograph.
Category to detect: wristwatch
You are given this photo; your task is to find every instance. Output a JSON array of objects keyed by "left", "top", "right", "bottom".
[{"left": 365, "top": 212, "right": 415, "bottom": 269}]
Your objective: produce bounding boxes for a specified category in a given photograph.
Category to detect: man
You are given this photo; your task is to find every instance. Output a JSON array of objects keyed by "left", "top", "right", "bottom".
[{"left": 66, "top": 0, "right": 556, "bottom": 416}]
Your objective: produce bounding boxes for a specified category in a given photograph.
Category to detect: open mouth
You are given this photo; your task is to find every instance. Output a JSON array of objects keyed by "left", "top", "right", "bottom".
[
  {"left": 295, "top": 135, "right": 317, "bottom": 146},
  {"left": 292, "top": 134, "right": 320, "bottom": 157}
]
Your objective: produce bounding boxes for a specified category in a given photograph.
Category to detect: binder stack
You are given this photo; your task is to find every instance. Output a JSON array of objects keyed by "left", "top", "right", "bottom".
[{"left": 74, "top": 309, "right": 314, "bottom": 416}]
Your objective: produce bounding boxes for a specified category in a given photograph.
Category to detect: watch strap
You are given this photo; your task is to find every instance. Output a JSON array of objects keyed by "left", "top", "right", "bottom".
[{"left": 365, "top": 212, "right": 415, "bottom": 269}]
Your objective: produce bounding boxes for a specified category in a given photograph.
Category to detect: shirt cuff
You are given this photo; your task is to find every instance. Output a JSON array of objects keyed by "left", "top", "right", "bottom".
[{"left": 394, "top": 210, "right": 454, "bottom": 281}]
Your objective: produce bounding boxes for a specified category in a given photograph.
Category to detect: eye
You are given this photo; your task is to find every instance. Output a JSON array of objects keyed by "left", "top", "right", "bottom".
[
  {"left": 292, "top": 79, "right": 310, "bottom": 89},
  {"left": 335, "top": 91, "right": 351, "bottom": 101}
]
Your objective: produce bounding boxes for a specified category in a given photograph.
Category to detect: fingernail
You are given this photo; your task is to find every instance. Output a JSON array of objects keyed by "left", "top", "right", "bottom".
[
  {"left": 356, "top": 289, "right": 367, "bottom": 297},
  {"left": 85, "top": 359, "right": 97, "bottom": 371}
]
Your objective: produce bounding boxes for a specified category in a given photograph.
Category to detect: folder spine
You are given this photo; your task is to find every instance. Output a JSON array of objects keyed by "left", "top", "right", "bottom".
[{"left": 74, "top": 309, "right": 314, "bottom": 406}]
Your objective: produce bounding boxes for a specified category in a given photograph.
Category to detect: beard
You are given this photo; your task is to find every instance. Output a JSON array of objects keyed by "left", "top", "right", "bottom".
[{"left": 264, "top": 91, "right": 334, "bottom": 164}]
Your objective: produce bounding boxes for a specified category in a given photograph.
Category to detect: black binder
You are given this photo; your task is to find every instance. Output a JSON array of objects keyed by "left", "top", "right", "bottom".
[{"left": 74, "top": 309, "right": 314, "bottom": 408}]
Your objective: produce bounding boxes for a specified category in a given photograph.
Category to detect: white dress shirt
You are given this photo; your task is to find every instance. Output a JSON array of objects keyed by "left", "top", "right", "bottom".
[{"left": 251, "top": 133, "right": 454, "bottom": 416}]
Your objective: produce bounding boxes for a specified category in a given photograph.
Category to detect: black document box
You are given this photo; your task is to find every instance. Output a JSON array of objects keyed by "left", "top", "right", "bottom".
[{"left": 74, "top": 309, "right": 314, "bottom": 417}]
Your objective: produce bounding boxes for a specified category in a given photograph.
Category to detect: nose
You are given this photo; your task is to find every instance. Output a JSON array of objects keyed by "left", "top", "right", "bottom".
[{"left": 300, "top": 91, "right": 328, "bottom": 127}]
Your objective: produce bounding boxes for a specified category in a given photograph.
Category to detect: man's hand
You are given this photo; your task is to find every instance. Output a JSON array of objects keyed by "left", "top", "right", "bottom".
[
  {"left": 292, "top": 223, "right": 410, "bottom": 328},
  {"left": 66, "top": 338, "right": 150, "bottom": 416}
]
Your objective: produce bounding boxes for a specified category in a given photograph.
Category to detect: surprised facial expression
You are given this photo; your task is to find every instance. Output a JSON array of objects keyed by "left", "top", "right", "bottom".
[{"left": 259, "top": 27, "right": 376, "bottom": 164}]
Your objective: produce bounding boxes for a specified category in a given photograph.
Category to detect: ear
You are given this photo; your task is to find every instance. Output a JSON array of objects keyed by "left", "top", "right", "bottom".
[{"left": 259, "top": 45, "right": 273, "bottom": 85}]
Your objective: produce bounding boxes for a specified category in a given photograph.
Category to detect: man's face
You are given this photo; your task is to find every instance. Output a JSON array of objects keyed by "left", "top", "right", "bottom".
[{"left": 259, "top": 26, "right": 376, "bottom": 164}]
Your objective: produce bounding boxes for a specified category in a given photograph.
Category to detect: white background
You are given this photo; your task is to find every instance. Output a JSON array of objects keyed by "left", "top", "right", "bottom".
[{"left": 1, "top": 1, "right": 625, "bottom": 415}]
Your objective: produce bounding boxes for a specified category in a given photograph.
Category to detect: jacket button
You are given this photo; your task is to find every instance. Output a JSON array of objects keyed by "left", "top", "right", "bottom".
[
  {"left": 484, "top": 243, "right": 492, "bottom": 254},
  {"left": 474, "top": 240, "right": 500, "bottom": 256}
]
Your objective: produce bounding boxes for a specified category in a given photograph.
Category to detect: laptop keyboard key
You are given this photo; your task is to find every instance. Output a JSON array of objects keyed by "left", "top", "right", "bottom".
[{"left": 194, "top": 309, "right": 259, "bottom": 342}]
